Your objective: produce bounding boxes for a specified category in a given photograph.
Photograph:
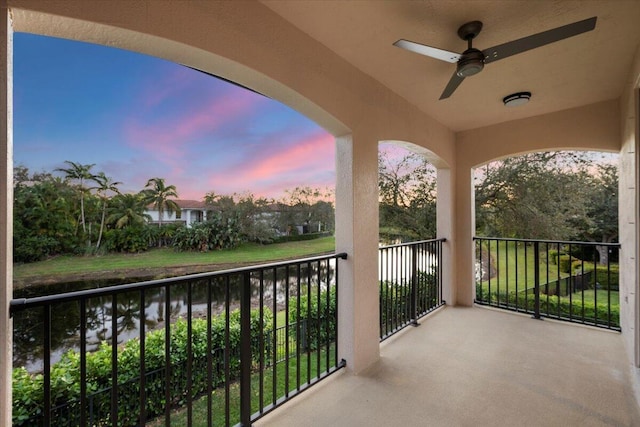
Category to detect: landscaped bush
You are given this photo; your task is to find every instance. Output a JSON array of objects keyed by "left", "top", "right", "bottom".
[
  {"left": 593, "top": 264, "right": 619, "bottom": 290},
  {"left": 288, "top": 287, "right": 336, "bottom": 350},
  {"left": 548, "top": 249, "right": 562, "bottom": 265},
  {"left": 273, "top": 231, "right": 333, "bottom": 244},
  {"left": 103, "top": 225, "right": 151, "bottom": 253},
  {"left": 173, "top": 215, "right": 241, "bottom": 251},
  {"left": 478, "top": 290, "right": 619, "bottom": 328},
  {"left": 558, "top": 255, "right": 581, "bottom": 273},
  {"left": 571, "top": 259, "right": 585, "bottom": 271},
  {"left": 12, "top": 307, "right": 272, "bottom": 427},
  {"left": 379, "top": 271, "right": 439, "bottom": 335}
]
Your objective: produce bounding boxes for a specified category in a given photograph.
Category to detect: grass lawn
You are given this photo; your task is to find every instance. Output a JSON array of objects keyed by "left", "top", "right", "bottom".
[
  {"left": 563, "top": 289, "right": 619, "bottom": 306},
  {"left": 147, "top": 346, "right": 336, "bottom": 426},
  {"left": 477, "top": 240, "right": 559, "bottom": 293},
  {"left": 14, "top": 237, "right": 336, "bottom": 282}
]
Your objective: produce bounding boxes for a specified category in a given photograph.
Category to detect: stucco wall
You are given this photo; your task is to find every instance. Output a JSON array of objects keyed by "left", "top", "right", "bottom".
[{"left": 619, "top": 44, "right": 640, "bottom": 367}]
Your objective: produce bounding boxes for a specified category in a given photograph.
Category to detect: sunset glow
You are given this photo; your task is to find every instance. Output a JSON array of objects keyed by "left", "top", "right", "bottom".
[{"left": 14, "top": 33, "right": 335, "bottom": 200}]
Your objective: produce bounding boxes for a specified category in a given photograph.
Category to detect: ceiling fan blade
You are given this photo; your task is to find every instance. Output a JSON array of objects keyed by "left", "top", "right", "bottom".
[
  {"left": 483, "top": 16, "right": 597, "bottom": 65},
  {"left": 394, "top": 39, "right": 461, "bottom": 63},
  {"left": 439, "top": 72, "right": 465, "bottom": 100}
]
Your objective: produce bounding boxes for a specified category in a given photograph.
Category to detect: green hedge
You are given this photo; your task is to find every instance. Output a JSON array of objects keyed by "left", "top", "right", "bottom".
[
  {"left": 548, "top": 250, "right": 561, "bottom": 265},
  {"left": 379, "top": 271, "right": 439, "bottom": 336},
  {"left": 288, "top": 287, "right": 336, "bottom": 350},
  {"left": 593, "top": 265, "right": 619, "bottom": 290},
  {"left": 476, "top": 289, "right": 619, "bottom": 328},
  {"left": 13, "top": 308, "right": 272, "bottom": 427},
  {"left": 273, "top": 232, "right": 332, "bottom": 244}
]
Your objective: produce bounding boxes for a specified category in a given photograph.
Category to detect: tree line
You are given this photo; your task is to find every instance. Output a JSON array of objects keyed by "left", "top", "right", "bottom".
[
  {"left": 379, "top": 150, "right": 618, "bottom": 261},
  {"left": 14, "top": 161, "right": 334, "bottom": 263}
]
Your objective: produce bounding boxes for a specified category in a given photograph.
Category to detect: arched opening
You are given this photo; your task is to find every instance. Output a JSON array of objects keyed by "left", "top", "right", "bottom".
[
  {"left": 472, "top": 149, "right": 620, "bottom": 330},
  {"left": 3, "top": 15, "right": 350, "bottom": 423},
  {"left": 377, "top": 140, "right": 450, "bottom": 339},
  {"left": 378, "top": 142, "right": 438, "bottom": 244}
]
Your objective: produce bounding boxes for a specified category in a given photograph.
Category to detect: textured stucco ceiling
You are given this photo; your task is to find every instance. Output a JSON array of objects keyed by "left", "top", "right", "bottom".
[{"left": 262, "top": 0, "right": 640, "bottom": 132}]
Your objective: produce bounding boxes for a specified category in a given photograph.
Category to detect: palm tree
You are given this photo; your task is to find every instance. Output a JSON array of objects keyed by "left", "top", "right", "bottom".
[
  {"left": 55, "top": 160, "right": 96, "bottom": 236},
  {"left": 142, "top": 177, "right": 180, "bottom": 229},
  {"left": 107, "top": 193, "right": 151, "bottom": 229},
  {"left": 92, "top": 172, "right": 121, "bottom": 249}
]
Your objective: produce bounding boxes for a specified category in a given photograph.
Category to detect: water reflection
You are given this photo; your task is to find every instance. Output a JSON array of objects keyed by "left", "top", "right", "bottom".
[{"left": 13, "top": 262, "right": 335, "bottom": 373}]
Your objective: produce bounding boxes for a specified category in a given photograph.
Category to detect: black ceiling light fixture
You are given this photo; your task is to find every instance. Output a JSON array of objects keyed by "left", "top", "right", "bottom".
[
  {"left": 393, "top": 17, "right": 597, "bottom": 100},
  {"left": 503, "top": 91, "right": 531, "bottom": 107}
]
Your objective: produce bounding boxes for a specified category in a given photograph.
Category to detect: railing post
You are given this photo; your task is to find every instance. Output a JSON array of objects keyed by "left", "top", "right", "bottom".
[
  {"left": 533, "top": 241, "right": 541, "bottom": 320},
  {"left": 410, "top": 244, "right": 419, "bottom": 326},
  {"left": 240, "top": 272, "right": 252, "bottom": 426}
]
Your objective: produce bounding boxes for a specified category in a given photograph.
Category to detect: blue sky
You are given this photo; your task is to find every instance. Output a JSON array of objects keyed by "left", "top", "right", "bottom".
[{"left": 14, "top": 33, "right": 335, "bottom": 200}]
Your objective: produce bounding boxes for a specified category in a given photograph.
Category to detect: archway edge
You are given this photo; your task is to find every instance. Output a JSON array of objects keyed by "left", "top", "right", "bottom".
[
  {"left": 453, "top": 99, "right": 621, "bottom": 307},
  {"left": 10, "top": 6, "right": 346, "bottom": 137},
  {"left": 380, "top": 139, "right": 450, "bottom": 169},
  {"left": 457, "top": 100, "right": 620, "bottom": 169}
]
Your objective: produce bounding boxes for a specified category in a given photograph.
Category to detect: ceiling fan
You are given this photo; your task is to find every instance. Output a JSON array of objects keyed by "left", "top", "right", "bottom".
[{"left": 393, "top": 17, "right": 597, "bottom": 100}]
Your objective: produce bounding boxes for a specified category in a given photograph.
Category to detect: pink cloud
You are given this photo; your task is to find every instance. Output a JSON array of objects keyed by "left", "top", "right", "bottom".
[
  {"left": 123, "top": 89, "right": 263, "bottom": 173},
  {"left": 205, "top": 131, "right": 335, "bottom": 198}
]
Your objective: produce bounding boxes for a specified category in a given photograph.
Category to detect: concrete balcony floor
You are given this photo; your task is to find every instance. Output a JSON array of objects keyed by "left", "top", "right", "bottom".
[{"left": 256, "top": 306, "right": 640, "bottom": 427}]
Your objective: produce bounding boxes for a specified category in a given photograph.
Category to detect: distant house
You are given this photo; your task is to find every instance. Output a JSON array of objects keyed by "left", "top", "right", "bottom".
[{"left": 145, "top": 199, "right": 206, "bottom": 228}]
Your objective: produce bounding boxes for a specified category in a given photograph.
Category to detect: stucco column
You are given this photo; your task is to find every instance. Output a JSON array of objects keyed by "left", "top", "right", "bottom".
[
  {"left": 453, "top": 163, "right": 475, "bottom": 306},
  {"left": 436, "top": 167, "right": 456, "bottom": 305},
  {"left": 335, "top": 133, "right": 380, "bottom": 373},
  {"left": 0, "top": 2, "right": 12, "bottom": 425}
]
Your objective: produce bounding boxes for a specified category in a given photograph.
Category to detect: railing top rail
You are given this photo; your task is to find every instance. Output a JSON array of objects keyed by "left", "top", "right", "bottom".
[
  {"left": 10, "top": 251, "right": 348, "bottom": 313},
  {"left": 379, "top": 237, "right": 446, "bottom": 250},
  {"left": 473, "top": 236, "right": 620, "bottom": 248}
]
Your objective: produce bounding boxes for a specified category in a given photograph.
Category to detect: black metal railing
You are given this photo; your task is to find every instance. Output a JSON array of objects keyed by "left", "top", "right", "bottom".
[
  {"left": 10, "top": 253, "right": 346, "bottom": 427},
  {"left": 474, "top": 237, "right": 620, "bottom": 331},
  {"left": 379, "top": 238, "right": 446, "bottom": 341}
]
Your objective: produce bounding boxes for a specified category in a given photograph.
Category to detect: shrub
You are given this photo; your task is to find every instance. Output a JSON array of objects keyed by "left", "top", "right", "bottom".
[
  {"left": 548, "top": 250, "right": 563, "bottom": 265},
  {"left": 13, "top": 308, "right": 272, "bottom": 427},
  {"left": 558, "top": 255, "right": 582, "bottom": 273},
  {"left": 478, "top": 290, "right": 619, "bottom": 328},
  {"left": 173, "top": 216, "right": 241, "bottom": 252},
  {"left": 571, "top": 260, "right": 585, "bottom": 271},
  {"left": 593, "top": 264, "right": 619, "bottom": 290},
  {"left": 103, "top": 226, "right": 150, "bottom": 253},
  {"left": 13, "top": 235, "right": 60, "bottom": 263},
  {"left": 289, "top": 287, "right": 336, "bottom": 350},
  {"left": 273, "top": 232, "right": 333, "bottom": 244},
  {"left": 379, "top": 271, "right": 439, "bottom": 334}
]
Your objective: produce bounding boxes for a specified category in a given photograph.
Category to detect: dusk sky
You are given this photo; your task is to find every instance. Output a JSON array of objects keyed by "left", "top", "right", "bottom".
[{"left": 14, "top": 33, "right": 336, "bottom": 200}]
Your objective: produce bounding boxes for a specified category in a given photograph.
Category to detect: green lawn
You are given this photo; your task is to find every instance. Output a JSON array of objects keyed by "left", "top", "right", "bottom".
[
  {"left": 476, "top": 240, "right": 620, "bottom": 316},
  {"left": 477, "top": 240, "right": 560, "bottom": 293},
  {"left": 148, "top": 346, "right": 336, "bottom": 426},
  {"left": 564, "top": 289, "right": 619, "bottom": 305},
  {"left": 14, "top": 237, "right": 336, "bottom": 281}
]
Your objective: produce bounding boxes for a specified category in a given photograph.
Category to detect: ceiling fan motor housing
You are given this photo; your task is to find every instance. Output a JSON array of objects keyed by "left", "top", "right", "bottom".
[{"left": 456, "top": 48, "right": 485, "bottom": 77}]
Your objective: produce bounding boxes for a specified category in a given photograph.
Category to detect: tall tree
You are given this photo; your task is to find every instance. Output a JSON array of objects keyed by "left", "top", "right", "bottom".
[
  {"left": 378, "top": 151, "right": 437, "bottom": 242},
  {"left": 92, "top": 172, "right": 122, "bottom": 249},
  {"left": 55, "top": 160, "right": 96, "bottom": 236},
  {"left": 573, "top": 163, "right": 619, "bottom": 264},
  {"left": 280, "top": 186, "right": 334, "bottom": 234},
  {"left": 13, "top": 168, "right": 77, "bottom": 261},
  {"left": 142, "top": 177, "right": 180, "bottom": 228},
  {"left": 107, "top": 193, "right": 151, "bottom": 229},
  {"left": 474, "top": 151, "right": 617, "bottom": 247}
]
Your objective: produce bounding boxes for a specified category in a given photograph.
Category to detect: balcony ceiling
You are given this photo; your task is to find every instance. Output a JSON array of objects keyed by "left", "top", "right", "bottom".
[{"left": 262, "top": 0, "right": 640, "bottom": 132}]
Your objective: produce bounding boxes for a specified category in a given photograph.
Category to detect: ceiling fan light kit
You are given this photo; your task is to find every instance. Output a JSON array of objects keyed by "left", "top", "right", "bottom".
[
  {"left": 393, "top": 16, "right": 597, "bottom": 100},
  {"left": 503, "top": 91, "right": 531, "bottom": 107}
]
